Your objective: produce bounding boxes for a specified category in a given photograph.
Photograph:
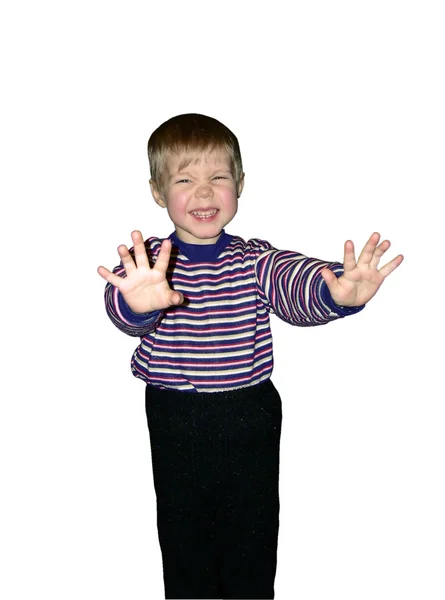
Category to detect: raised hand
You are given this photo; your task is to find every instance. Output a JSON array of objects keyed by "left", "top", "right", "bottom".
[
  {"left": 320, "top": 232, "right": 404, "bottom": 307},
  {"left": 97, "top": 230, "right": 184, "bottom": 313}
]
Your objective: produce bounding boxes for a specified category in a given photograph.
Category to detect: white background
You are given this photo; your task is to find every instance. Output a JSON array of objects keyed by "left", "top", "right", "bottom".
[{"left": 1, "top": 1, "right": 444, "bottom": 598}]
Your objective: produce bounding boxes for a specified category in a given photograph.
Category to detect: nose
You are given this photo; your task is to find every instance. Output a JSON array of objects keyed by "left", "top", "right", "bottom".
[{"left": 196, "top": 184, "right": 213, "bottom": 199}]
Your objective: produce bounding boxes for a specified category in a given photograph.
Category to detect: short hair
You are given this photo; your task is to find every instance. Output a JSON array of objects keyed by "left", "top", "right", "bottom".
[{"left": 148, "top": 113, "right": 243, "bottom": 191}]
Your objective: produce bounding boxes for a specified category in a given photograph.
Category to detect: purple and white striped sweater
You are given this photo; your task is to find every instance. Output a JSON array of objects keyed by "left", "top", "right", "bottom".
[{"left": 104, "top": 231, "right": 364, "bottom": 392}]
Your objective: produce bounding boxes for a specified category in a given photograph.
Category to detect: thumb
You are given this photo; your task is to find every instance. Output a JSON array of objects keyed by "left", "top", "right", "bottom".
[
  {"left": 170, "top": 291, "right": 184, "bottom": 306},
  {"left": 320, "top": 267, "right": 338, "bottom": 292}
]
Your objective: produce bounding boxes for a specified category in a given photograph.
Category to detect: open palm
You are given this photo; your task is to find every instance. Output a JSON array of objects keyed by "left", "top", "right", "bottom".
[
  {"left": 97, "top": 230, "right": 183, "bottom": 313},
  {"left": 321, "top": 232, "right": 404, "bottom": 307}
]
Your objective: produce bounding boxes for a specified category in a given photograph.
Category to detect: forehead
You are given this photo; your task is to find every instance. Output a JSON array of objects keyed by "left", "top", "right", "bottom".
[{"left": 166, "top": 148, "right": 232, "bottom": 174}]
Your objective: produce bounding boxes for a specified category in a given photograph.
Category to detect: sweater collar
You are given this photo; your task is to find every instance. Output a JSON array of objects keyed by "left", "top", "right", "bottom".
[{"left": 169, "top": 230, "right": 233, "bottom": 261}]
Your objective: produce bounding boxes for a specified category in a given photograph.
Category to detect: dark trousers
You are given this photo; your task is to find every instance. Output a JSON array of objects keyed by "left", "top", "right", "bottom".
[{"left": 145, "top": 380, "right": 282, "bottom": 599}]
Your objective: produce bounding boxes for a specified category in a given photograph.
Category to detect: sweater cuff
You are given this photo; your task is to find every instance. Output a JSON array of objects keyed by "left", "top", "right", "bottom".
[
  {"left": 117, "top": 292, "right": 163, "bottom": 325},
  {"left": 320, "top": 279, "right": 366, "bottom": 316}
]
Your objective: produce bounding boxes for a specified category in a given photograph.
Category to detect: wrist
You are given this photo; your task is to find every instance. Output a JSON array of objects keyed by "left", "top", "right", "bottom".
[
  {"left": 320, "top": 279, "right": 366, "bottom": 315},
  {"left": 118, "top": 292, "right": 163, "bottom": 323}
]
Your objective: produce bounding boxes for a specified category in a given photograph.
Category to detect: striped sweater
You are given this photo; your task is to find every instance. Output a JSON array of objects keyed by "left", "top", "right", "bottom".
[{"left": 104, "top": 231, "right": 364, "bottom": 392}]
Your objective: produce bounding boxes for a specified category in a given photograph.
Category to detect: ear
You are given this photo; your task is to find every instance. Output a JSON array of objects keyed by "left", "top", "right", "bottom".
[
  {"left": 237, "top": 173, "right": 245, "bottom": 198},
  {"left": 150, "top": 179, "right": 167, "bottom": 208}
]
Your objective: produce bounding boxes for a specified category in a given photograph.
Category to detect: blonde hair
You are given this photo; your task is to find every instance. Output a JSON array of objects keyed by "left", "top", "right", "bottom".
[{"left": 148, "top": 113, "right": 243, "bottom": 192}]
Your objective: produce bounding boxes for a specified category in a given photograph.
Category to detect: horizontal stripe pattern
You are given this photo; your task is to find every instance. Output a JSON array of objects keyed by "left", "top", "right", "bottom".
[{"left": 104, "top": 235, "right": 345, "bottom": 392}]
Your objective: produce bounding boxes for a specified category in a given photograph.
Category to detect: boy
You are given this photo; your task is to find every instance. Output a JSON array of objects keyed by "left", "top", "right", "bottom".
[{"left": 98, "top": 113, "right": 403, "bottom": 599}]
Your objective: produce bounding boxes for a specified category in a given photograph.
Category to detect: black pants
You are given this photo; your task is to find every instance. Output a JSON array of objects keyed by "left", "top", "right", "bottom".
[{"left": 145, "top": 380, "right": 282, "bottom": 599}]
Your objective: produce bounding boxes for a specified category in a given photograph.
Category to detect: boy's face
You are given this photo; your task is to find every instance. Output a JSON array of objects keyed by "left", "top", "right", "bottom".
[{"left": 151, "top": 149, "right": 243, "bottom": 245}]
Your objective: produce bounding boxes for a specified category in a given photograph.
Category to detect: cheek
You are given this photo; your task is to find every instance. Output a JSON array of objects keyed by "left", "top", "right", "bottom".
[
  {"left": 221, "top": 189, "right": 238, "bottom": 210},
  {"left": 166, "top": 194, "right": 188, "bottom": 217}
]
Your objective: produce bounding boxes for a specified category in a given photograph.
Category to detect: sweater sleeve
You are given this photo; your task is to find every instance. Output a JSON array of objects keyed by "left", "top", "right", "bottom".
[
  {"left": 254, "top": 245, "right": 365, "bottom": 326},
  {"left": 103, "top": 237, "right": 165, "bottom": 337}
]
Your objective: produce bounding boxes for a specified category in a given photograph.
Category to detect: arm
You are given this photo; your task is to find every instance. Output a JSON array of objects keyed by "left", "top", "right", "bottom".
[
  {"left": 98, "top": 231, "right": 184, "bottom": 337},
  {"left": 255, "top": 249, "right": 360, "bottom": 326},
  {"left": 255, "top": 232, "right": 403, "bottom": 327}
]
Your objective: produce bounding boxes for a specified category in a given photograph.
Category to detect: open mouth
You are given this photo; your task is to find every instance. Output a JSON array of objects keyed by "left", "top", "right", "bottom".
[{"left": 190, "top": 209, "right": 219, "bottom": 220}]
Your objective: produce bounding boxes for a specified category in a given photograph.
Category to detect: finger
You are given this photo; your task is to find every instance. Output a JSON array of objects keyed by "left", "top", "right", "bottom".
[
  {"left": 378, "top": 254, "right": 404, "bottom": 278},
  {"left": 170, "top": 290, "right": 184, "bottom": 306},
  {"left": 320, "top": 267, "right": 339, "bottom": 294},
  {"left": 369, "top": 239, "right": 391, "bottom": 269},
  {"left": 118, "top": 244, "right": 137, "bottom": 274},
  {"left": 131, "top": 230, "right": 150, "bottom": 268},
  {"left": 343, "top": 240, "right": 357, "bottom": 272},
  {"left": 97, "top": 265, "right": 124, "bottom": 288},
  {"left": 154, "top": 239, "right": 173, "bottom": 274},
  {"left": 356, "top": 232, "right": 381, "bottom": 266}
]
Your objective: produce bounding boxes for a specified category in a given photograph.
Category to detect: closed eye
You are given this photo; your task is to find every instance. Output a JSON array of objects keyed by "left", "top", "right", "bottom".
[{"left": 175, "top": 179, "right": 191, "bottom": 184}]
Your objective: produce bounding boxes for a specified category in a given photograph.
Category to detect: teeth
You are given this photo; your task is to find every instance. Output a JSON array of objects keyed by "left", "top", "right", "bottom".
[{"left": 191, "top": 210, "right": 217, "bottom": 218}]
